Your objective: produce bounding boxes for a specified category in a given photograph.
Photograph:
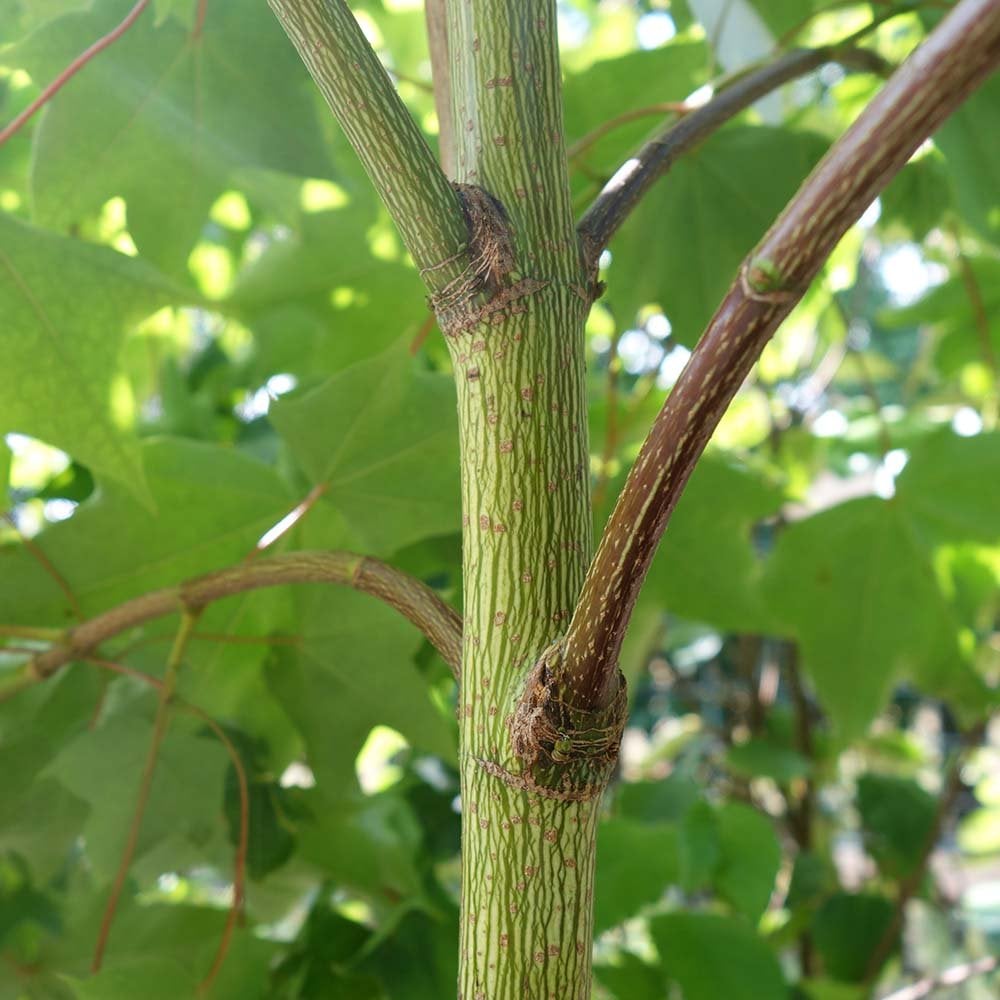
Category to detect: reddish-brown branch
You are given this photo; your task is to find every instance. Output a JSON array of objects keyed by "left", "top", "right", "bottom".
[
  {"left": 0, "top": 0, "right": 150, "bottom": 147},
  {"left": 189, "top": 710, "right": 247, "bottom": 994},
  {"left": 577, "top": 41, "right": 891, "bottom": 264},
  {"left": 955, "top": 239, "right": 998, "bottom": 376},
  {"left": 561, "top": 0, "right": 1000, "bottom": 711}
]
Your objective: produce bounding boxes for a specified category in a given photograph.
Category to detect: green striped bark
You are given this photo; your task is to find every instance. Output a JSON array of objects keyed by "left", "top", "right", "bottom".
[
  {"left": 439, "top": 4, "right": 619, "bottom": 997},
  {"left": 267, "top": 0, "right": 468, "bottom": 295},
  {"left": 451, "top": 282, "right": 599, "bottom": 997}
]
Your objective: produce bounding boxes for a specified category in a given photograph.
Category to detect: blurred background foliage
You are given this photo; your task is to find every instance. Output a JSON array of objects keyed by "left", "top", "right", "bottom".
[{"left": 0, "top": 0, "right": 998, "bottom": 997}]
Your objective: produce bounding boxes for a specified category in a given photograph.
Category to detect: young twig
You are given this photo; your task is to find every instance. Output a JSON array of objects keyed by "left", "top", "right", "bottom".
[
  {"left": 0, "top": 0, "right": 151, "bottom": 147},
  {"left": 268, "top": 0, "right": 468, "bottom": 296}
]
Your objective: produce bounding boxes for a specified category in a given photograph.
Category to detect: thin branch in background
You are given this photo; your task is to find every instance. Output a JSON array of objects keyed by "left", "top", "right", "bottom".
[
  {"left": 567, "top": 102, "right": 690, "bottom": 161},
  {"left": 2, "top": 512, "right": 82, "bottom": 620},
  {"left": 0, "top": 0, "right": 150, "bottom": 147},
  {"left": 386, "top": 69, "right": 435, "bottom": 95},
  {"left": 592, "top": 328, "right": 624, "bottom": 511},
  {"left": 577, "top": 19, "right": 896, "bottom": 263},
  {"left": 953, "top": 230, "right": 999, "bottom": 427},
  {"left": 246, "top": 483, "right": 328, "bottom": 560},
  {"left": 784, "top": 644, "right": 818, "bottom": 975},
  {"left": 956, "top": 247, "right": 998, "bottom": 374},
  {"left": 189, "top": 708, "right": 247, "bottom": 994},
  {"left": 862, "top": 726, "right": 983, "bottom": 985},
  {"left": 424, "top": 0, "right": 455, "bottom": 175},
  {"left": 878, "top": 955, "right": 999, "bottom": 1000},
  {"left": 559, "top": 0, "right": 1000, "bottom": 713},
  {"left": 0, "top": 624, "right": 64, "bottom": 642},
  {"left": 409, "top": 312, "right": 437, "bottom": 356},
  {"left": 91, "top": 611, "right": 201, "bottom": 974},
  {"left": 83, "top": 655, "right": 249, "bottom": 992}
]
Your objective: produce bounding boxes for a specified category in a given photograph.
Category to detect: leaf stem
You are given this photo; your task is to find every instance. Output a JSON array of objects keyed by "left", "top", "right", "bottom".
[
  {"left": 561, "top": 0, "right": 1000, "bottom": 711},
  {"left": 2, "top": 512, "right": 82, "bottom": 620},
  {"left": 82, "top": 654, "right": 249, "bottom": 992},
  {"left": 0, "top": 0, "right": 150, "bottom": 147},
  {"left": 90, "top": 610, "right": 201, "bottom": 974}
]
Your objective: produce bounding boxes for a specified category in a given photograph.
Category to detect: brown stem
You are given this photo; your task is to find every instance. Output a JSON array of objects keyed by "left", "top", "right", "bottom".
[
  {"left": 82, "top": 654, "right": 249, "bottom": 991},
  {"left": 245, "top": 482, "right": 327, "bottom": 560},
  {"left": 561, "top": 0, "right": 1000, "bottom": 711},
  {"left": 11, "top": 550, "right": 462, "bottom": 691},
  {"left": 577, "top": 42, "right": 890, "bottom": 265},
  {"left": 91, "top": 612, "right": 200, "bottom": 973}
]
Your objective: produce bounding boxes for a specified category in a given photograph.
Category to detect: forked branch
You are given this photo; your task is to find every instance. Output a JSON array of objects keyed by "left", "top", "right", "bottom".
[
  {"left": 561, "top": 0, "right": 1000, "bottom": 710},
  {"left": 268, "top": 0, "right": 469, "bottom": 297},
  {"left": 5, "top": 550, "right": 462, "bottom": 694}
]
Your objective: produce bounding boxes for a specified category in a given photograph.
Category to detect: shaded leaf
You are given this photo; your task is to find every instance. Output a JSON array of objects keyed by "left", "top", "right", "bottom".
[
  {"left": 270, "top": 342, "right": 460, "bottom": 555},
  {"left": 857, "top": 774, "right": 936, "bottom": 880},
  {"left": 0, "top": 214, "right": 176, "bottom": 497},
  {"left": 607, "top": 127, "right": 827, "bottom": 341},
  {"left": 595, "top": 819, "right": 680, "bottom": 931},
  {"left": 0, "top": 438, "right": 294, "bottom": 625},
  {"left": 11, "top": 0, "right": 331, "bottom": 271},
  {"left": 812, "top": 893, "right": 895, "bottom": 982},
  {"left": 713, "top": 802, "right": 781, "bottom": 922},
  {"left": 651, "top": 911, "right": 788, "bottom": 1000}
]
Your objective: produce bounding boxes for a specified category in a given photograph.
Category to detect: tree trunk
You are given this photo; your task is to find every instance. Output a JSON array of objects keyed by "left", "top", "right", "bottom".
[{"left": 451, "top": 282, "right": 603, "bottom": 997}]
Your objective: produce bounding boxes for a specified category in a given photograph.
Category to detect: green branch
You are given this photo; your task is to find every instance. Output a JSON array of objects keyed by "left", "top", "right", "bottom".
[
  {"left": 4, "top": 551, "right": 462, "bottom": 696},
  {"left": 559, "top": 0, "right": 1000, "bottom": 711},
  {"left": 448, "top": 0, "right": 581, "bottom": 281},
  {"left": 268, "top": 0, "right": 469, "bottom": 296}
]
